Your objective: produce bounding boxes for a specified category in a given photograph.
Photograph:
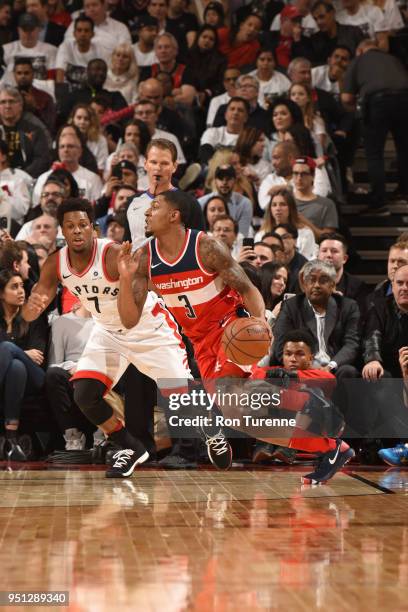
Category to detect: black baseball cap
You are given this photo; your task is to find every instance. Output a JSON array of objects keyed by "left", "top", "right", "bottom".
[
  {"left": 18, "top": 13, "right": 41, "bottom": 30},
  {"left": 119, "top": 160, "right": 137, "bottom": 173},
  {"left": 215, "top": 165, "right": 236, "bottom": 180},
  {"left": 138, "top": 15, "right": 159, "bottom": 29}
]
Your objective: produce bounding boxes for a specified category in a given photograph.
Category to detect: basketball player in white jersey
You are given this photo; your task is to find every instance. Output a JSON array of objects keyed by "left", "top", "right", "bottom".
[{"left": 22, "top": 198, "right": 193, "bottom": 478}]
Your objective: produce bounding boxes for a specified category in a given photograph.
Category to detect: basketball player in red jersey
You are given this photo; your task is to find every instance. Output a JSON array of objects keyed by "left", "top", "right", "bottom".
[
  {"left": 119, "top": 189, "right": 270, "bottom": 469},
  {"left": 124, "top": 191, "right": 354, "bottom": 482}
]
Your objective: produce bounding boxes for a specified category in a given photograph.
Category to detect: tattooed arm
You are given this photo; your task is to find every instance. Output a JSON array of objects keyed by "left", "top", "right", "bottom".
[
  {"left": 199, "top": 234, "right": 266, "bottom": 320},
  {"left": 116, "top": 242, "right": 149, "bottom": 328}
]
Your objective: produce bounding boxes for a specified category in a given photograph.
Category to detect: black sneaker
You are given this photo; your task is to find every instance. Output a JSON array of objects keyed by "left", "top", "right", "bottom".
[
  {"left": 201, "top": 428, "right": 232, "bottom": 470},
  {"left": 159, "top": 453, "right": 197, "bottom": 469},
  {"left": 301, "top": 440, "right": 355, "bottom": 485},
  {"left": 105, "top": 447, "right": 149, "bottom": 478},
  {"left": 7, "top": 438, "right": 28, "bottom": 462}
]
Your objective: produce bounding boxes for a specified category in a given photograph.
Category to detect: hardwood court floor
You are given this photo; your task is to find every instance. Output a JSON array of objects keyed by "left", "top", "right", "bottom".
[{"left": 0, "top": 464, "right": 407, "bottom": 612}]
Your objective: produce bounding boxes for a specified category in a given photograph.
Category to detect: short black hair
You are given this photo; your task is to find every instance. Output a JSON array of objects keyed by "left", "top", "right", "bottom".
[
  {"left": 74, "top": 14, "right": 95, "bottom": 30},
  {"left": 331, "top": 44, "right": 352, "bottom": 58},
  {"left": 263, "top": 231, "right": 284, "bottom": 247},
  {"left": 226, "top": 96, "right": 250, "bottom": 115},
  {"left": 311, "top": 0, "right": 335, "bottom": 13},
  {"left": 159, "top": 189, "right": 192, "bottom": 227},
  {"left": 14, "top": 57, "right": 33, "bottom": 69},
  {"left": 283, "top": 329, "right": 316, "bottom": 353},
  {"left": 57, "top": 198, "right": 95, "bottom": 227},
  {"left": 275, "top": 223, "right": 298, "bottom": 239},
  {"left": 318, "top": 231, "right": 348, "bottom": 252}
]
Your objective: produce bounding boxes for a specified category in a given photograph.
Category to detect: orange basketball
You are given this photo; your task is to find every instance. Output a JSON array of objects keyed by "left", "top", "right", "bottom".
[{"left": 221, "top": 317, "right": 271, "bottom": 366}]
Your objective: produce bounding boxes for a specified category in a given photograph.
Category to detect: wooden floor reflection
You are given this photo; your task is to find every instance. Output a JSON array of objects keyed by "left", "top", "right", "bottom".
[{"left": 0, "top": 465, "right": 407, "bottom": 611}]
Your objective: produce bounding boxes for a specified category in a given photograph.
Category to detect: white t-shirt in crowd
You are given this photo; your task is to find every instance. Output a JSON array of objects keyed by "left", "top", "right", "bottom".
[
  {"left": 380, "top": 0, "right": 405, "bottom": 30},
  {"left": 270, "top": 13, "right": 318, "bottom": 36},
  {"left": 87, "top": 136, "right": 109, "bottom": 171},
  {"left": 337, "top": 4, "right": 387, "bottom": 37},
  {"left": 206, "top": 92, "right": 230, "bottom": 127},
  {"left": 200, "top": 126, "right": 239, "bottom": 149},
  {"left": 33, "top": 165, "right": 103, "bottom": 205},
  {"left": 249, "top": 69, "right": 291, "bottom": 108},
  {"left": 0, "top": 167, "right": 33, "bottom": 225},
  {"left": 64, "top": 15, "right": 131, "bottom": 56},
  {"left": 133, "top": 43, "right": 157, "bottom": 67},
  {"left": 56, "top": 40, "right": 108, "bottom": 85},
  {"left": 104, "top": 70, "right": 138, "bottom": 105},
  {"left": 2, "top": 41, "right": 56, "bottom": 81},
  {"left": 258, "top": 168, "right": 331, "bottom": 209},
  {"left": 153, "top": 128, "right": 186, "bottom": 164},
  {"left": 312, "top": 65, "right": 340, "bottom": 95}
]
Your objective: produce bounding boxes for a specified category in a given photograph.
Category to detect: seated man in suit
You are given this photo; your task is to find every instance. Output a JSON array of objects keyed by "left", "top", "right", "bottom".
[{"left": 272, "top": 259, "right": 360, "bottom": 379}]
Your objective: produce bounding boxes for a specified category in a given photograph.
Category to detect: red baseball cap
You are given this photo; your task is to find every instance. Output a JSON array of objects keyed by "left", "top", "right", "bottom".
[
  {"left": 281, "top": 6, "right": 302, "bottom": 20},
  {"left": 292, "top": 156, "right": 317, "bottom": 172}
]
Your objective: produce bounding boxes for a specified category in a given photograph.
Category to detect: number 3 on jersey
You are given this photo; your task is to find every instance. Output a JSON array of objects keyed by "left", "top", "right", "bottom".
[{"left": 178, "top": 294, "right": 196, "bottom": 319}]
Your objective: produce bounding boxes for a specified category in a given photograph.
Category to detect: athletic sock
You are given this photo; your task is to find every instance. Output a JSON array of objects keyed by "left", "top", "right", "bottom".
[{"left": 108, "top": 425, "right": 144, "bottom": 451}]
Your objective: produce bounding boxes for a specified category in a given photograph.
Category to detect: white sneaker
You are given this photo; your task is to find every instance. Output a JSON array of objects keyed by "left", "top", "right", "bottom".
[{"left": 64, "top": 428, "right": 86, "bottom": 451}]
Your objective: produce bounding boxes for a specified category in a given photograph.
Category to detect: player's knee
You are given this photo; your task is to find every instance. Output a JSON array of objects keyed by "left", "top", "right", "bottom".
[{"left": 73, "top": 378, "right": 113, "bottom": 425}]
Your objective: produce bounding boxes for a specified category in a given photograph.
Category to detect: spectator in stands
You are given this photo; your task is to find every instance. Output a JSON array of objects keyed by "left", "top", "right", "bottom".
[
  {"left": 199, "top": 164, "right": 252, "bottom": 236},
  {"left": 60, "top": 58, "right": 128, "bottom": 121},
  {"left": 272, "top": 259, "right": 360, "bottom": 378},
  {"left": 0, "top": 241, "right": 31, "bottom": 286},
  {"left": 206, "top": 147, "right": 256, "bottom": 205},
  {"left": 289, "top": 81, "right": 327, "bottom": 154},
  {"left": 270, "top": 0, "right": 318, "bottom": 37},
  {"left": 25, "top": 213, "right": 58, "bottom": 253},
  {"left": 2, "top": 13, "right": 57, "bottom": 84},
  {"left": 64, "top": 0, "right": 132, "bottom": 57},
  {"left": 55, "top": 15, "right": 105, "bottom": 88},
  {"left": 371, "top": 0, "right": 405, "bottom": 32},
  {"left": 317, "top": 232, "right": 369, "bottom": 312},
  {"left": 17, "top": 178, "right": 65, "bottom": 241},
  {"left": 267, "top": 97, "right": 304, "bottom": 156},
  {"left": 217, "top": 13, "right": 263, "bottom": 67},
  {"left": 261, "top": 261, "right": 289, "bottom": 312},
  {"left": 202, "top": 195, "right": 229, "bottom": 231},
  {"left": 342, "top": 39, "right": 408, "bottom": 215},
  {"left": 261, "top": 231, "right": 286, "bottom": 263},
  {"left": 121, "top": 119, "right": 150, "bottom": 158},
  {"left": 185, "top": 25, "right": 227, "bottom": 110},
  {"left": 239, "top": 241, "right": 275, "bottom": 268},
  {"left": 104, "top": 43, "right": 139, "bottom": 104},
  {"left": 106, "top": 210, "right": 126, "bottom": 242},
  {"left": 249, "top": 49, "right": 291, "bottom": 109},
  {"left": 311, "top": 45, "right": 352, "bottom": 96},
  {"left": 259, "top": 142, "right": 331, "bottom": 210},
  {"left": 212, "top": 214, "right": 241, "bottom": 257},
  {"left": 274, "top": 223, "right": 308, "bottom": 290},
  {"left": 0, "top": 85, "right": 51, "bottom": 178},
  {"left": 203, "top": 2, "right": 225, "bottom": 28},
  {"left": 206, "top": 66, "right": 240, "bottom": 127},
  {"left": 363, "top": 264, "right": 408, "bottom": 379},
  {"left": 213, "top": 74, "right": 270, "bottom": 135},
  {"left": 261, "top": 5, "right": 314, "bottom": 70},
  {"left": 69, "top": 103, "right": 109, "bottom": 172},
  {"left": 146, "top": 0, "right": 188, "bottom": 53},
  {"left": 132, "top": 15, "right": 158, "bottom": 67},
  {"left": 33, "top": 130, "right": 103, "bottom": 204},
  {"left": 46, "top": 0, "right": 71, "bottom": 28},
  {"left": 235, "top": 127, "right": 271, "bottom": 185},
  {"left": 0, "top": 139, "right": 32, "bottom": 227},
  {"left": 134, "top": 98, "right": 186, "bottom": 164},
  {"left": 45, "top": 301, "right": 95, "bottom": 451},
  {"left": 95, "top": 182, "right": 137, "bottom": 235},
  {"left": 25, "top": 0, "right": 65, "bottom": 46},
  {"left": 256, "top": 188, "right": 317, "bottom": 260},
  {"left": 0, "top": 269, "right": 48, "bottom": 460},
  {"left": 199, "top": 97, "right": 249, "bottom": 164},
  {"left": 310, "top": 0, "right": 365, "bottom": 64},
  {"left": 372, "top": 240, "right": 408, "bottom": 299},
  {"left": 168, "top": 0, "right": 199, "bottom": 47},
  {"left": 138, "top": 78, "right": 187, "bottom": 143},
  {"left": 336, "top": 0, "right": 389, "bottom": 50},
  {"left": 292, "top": 156, "right": 338, "bottom": 234},
  {"left": 0, "top": 1, "right": 12, "bottom": 46},
  {"left": 13, "top": 58, "right": 56, "bottom": 135}
]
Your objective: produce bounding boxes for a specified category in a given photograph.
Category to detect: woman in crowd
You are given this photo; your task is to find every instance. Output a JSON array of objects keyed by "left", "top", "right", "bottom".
[
  {"left": 235, "top": 127, "right": 271, "bottom": 186},
  {"left": 69, "top": 104, "right": 109, "bottom": 173},
  {"left": 203, "top": 2, "right": 225, "bottom": 28},
  {"left": 105, "top": 43, "right": 139, "bottom": 105},
  {"left": 289, "top": 82, "right": 327, "bottom": 155},
  {"left": 185, "top": 25, "right": 227, "bottom": 110},
  {"left": 0, "top": 270, "right": 48, "bottom": 461},
  {"left": 249, "top": 49, "right": 291, "bottom": 109},
  {"left": 218, "top": 13, "right": 263, "bottom": 67},
  {"left": 267, "top": 97, "right": 304, "bottom": 156},
  {"left": 203, "top": 194, "right": 230, "bottom": 231},
  {"left": 255, "top": 187, "right": 317, "bottom": 260},
  {"left": 260, "top": 261, "right": 289, "bottom": 320}
]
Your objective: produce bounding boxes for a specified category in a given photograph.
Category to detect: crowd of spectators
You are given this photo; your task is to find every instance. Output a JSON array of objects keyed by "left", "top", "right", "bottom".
[{"left": 1, "top": 0, "right": 408, "bottom": 466}]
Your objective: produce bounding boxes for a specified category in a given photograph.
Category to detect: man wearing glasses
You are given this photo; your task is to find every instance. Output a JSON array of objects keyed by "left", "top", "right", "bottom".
[
  {"left": 16, "top": 178, "right": 66, "bottom": 240},
  {"left": 0, "top": 85, "right": 50, "bottom": 177}
]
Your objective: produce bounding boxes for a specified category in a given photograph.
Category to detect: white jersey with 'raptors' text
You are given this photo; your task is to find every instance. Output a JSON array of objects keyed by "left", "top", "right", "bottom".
[{"left": 57, "top": 238, "right": 155, "bottom": 332}]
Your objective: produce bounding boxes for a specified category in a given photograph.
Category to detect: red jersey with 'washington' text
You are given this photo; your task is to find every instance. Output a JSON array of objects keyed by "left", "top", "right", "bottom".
[{"left": 148, "top": 230, "right": 241, "bottom": 342}]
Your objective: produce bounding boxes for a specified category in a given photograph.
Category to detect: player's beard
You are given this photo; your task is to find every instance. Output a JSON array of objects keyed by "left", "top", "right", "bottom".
[{"left": 145, "top": 229, "right": 153, "bottom": 237}]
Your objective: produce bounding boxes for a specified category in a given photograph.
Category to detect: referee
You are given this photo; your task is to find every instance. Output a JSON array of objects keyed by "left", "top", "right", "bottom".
[{"left": 341, "top": 39, "right": 408, "bottom": 215}]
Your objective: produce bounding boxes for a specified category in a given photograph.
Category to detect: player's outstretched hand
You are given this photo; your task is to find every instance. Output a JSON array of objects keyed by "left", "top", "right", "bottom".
[
  {"left": 118, "top": 242, "right": 143, "bottom": 279},
  {"left": 26, "top": 292, "right": 48, "bottom": 316}
]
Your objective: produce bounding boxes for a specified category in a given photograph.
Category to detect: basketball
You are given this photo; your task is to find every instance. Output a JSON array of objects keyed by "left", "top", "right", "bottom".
[{"left": 221, "top": 317, "right": 271, "bottom": 365}]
